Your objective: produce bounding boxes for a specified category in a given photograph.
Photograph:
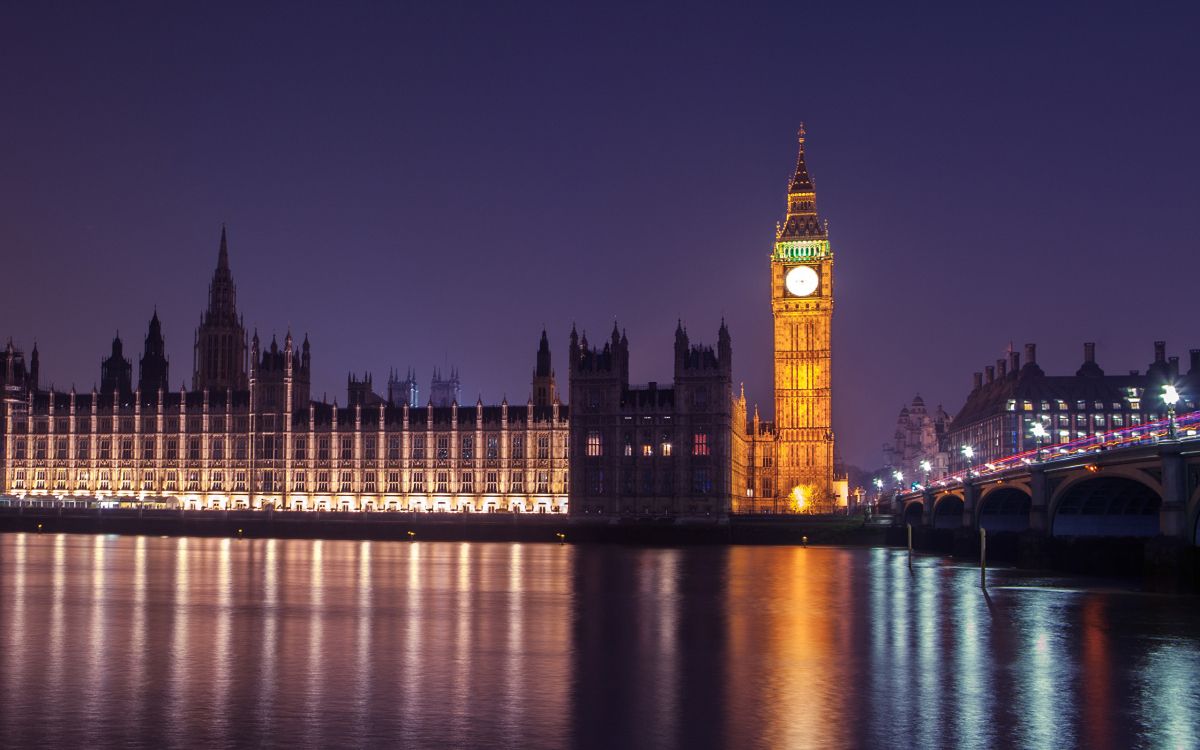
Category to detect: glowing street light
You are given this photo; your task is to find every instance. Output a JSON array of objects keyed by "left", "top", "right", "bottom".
[
  {"left": 1162, "top": 384, "right": 1181, "bottom": 438},
  {"left": 1031, "top": 421, "right": 1047, "bottom": 461},
  {"left": 893, "top": 470, "right": 904, "bottom": 484},
  {"left": 961, "top": 445, "right": 975, "bottom": 477}
]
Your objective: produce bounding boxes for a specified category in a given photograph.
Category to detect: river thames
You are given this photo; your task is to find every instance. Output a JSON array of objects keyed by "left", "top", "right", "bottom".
[{"left": 0, "top": 534, "right": 1197, "bottom": 749}]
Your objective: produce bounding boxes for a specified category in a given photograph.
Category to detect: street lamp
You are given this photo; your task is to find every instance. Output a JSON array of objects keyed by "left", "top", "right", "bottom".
[
  {"left": 1031, "top": 421, "right": 1047, "bottom": 462},
  {"left": 1162, "top": 384, "right": 1181, "bottom": 439},
  {"left": 961, "top": 445, "right": 974, "bottom": 477},
  {"left": 919, "top": 459, "right": 932, "bottom": 481}
]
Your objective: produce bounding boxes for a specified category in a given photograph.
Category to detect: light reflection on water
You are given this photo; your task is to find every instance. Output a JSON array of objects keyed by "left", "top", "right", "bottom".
[{"left": 0, "top": 534, "right": 1197, "bottom": 749}]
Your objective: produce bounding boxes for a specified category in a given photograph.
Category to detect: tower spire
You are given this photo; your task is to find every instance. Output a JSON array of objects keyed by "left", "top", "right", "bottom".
[
  {"left": 777, "top": 123, "right": 825, "bottom": 242},
  {"left": 218, "top": 224, "right": 230, "bottom": 270}
]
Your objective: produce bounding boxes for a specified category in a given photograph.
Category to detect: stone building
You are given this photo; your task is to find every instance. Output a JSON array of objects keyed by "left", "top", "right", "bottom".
[
  {"left": 567, "top": 321, "right": 744, "bottom": 516},
  {"left": 2, "top": 229, "right": 569, "bottom": 513},
  {"left": 882, "top": 395, "right": 950, "bottom": 482},
  {"left": 946, "top": 342, "right": 1200, "bottom": 472}
]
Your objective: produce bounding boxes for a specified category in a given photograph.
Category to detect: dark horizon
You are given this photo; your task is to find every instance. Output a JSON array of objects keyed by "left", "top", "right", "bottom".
[{"left": 3, "top": 2, "right": 1198, "bottom": 467}]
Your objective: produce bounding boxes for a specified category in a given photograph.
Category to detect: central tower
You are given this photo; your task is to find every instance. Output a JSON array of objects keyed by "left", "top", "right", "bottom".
[{"left": 770, "top": 126, "right": 834, "bottom": 511}]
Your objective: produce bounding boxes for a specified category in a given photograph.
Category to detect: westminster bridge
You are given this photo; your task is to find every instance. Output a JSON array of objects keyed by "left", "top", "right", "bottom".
[{"left": 894, "top": 411, "right": 1200, "bottom": 546}]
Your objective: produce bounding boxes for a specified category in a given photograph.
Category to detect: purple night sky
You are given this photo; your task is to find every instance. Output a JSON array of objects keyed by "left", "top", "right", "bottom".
[{"left": 2, "top": 2, "right": 1198, "bottom": 467}]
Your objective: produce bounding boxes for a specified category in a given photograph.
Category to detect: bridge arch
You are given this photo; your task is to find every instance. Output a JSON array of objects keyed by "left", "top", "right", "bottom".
[
  {"left": 977, "top": 485, "right": 1032, "bottom": 533},
  {"left": 1051, "top": 474, "right": 1162, "bottom": 537},
  {"left": 932, "top": 494, "right": 964, "bottom": 530},
  {"left": 902, "top": 499, "right": 924, "bottom": 527}
]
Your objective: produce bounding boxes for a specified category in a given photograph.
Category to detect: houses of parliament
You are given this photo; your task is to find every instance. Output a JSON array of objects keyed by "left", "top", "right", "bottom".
[{"left": 0, "top": 130, "right": 841, "bottom": 515}]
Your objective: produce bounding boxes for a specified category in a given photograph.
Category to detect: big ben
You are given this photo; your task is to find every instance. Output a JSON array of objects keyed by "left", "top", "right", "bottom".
[{"left": 771, "top": 125, "right": 834, "bottom": 511}]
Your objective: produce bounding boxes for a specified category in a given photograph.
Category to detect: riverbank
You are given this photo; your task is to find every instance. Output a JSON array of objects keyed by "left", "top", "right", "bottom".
[{"left": 0, "top": 506, "right": 890, "bottom": 546}]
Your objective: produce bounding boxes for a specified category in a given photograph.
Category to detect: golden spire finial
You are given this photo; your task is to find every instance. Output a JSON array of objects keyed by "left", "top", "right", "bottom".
[{"left": 797, "top": 122, "right": 806, "bottom": 145}]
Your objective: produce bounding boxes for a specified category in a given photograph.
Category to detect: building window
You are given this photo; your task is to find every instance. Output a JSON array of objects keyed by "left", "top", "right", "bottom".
[
  {"left": 623, "top": 433, "right": 633, "bottom": 457},
  {"left": 294, "top": 471, "right": 307, "bottom": 492},
  {"left": 99, "top": 439, "right": 111, "bottom": 460},
  {"left": 234, "top": 471, "right": 247, "bottom": 492},
  {"left": 164, "top": 438, "right": 176, "bottom": 460},
  {"left": 387, "top": 471, "right": 400, "bottom": 493},
  {"left": 212, "top": 437, "right": 225, "bottom": 461},
  {"left": 692, "top": 433, "right": 710, "bottom": 457},
  {"left": 436, "top": 436, "right": 449, "bottom": 460},
  {"left": 538, "top": 434, "right": 550, "bottom": 459},
  {"left": 536, "top": 471, "right": 549, "bottom": 494},
  {"left": 340, "top": 436, "right": 353, "bottom": 460},
  {"left": 317, "top": 437, "right": 330, "bottom": 461},
  {"left": 693, "top": 467, "right": 712, "bottom": 494},
  {"left": 461, "top": 472, "right": 474, "bottom": 493},
  {"left": 364, "top": 472, "right": 377, "bottom": 493},
  {"left": 511, "top": 472, "right": 524, "bottom": 493},
  {"left": 76, "top": 438, "right": 90, "bottom": 460},
  {"left": 486, "top": 435, "right": 499, "bottom": 459},
  {"left": 461, "top": 436, "right": 474, "bottom": 461},
  {"left": 163, "top": 471, "right": 176, "bottom": 491},
  {"left": 185, "top": 471, "right": 198, "bottom": 492},
  {"left": 586, "top": 431, "right": 603, "bottom": 457},
  {"left": 641, "top": 443, "right": 653, "bottom": 457},
  {"left": 364, "top": 439, "right": 377, "bottom": 462},
  {"left": 211, "top": 471, "right": 224, "bottom": 491},
  {"left": 294, "top": 437, "right": 307, "bottom": 461},
  {"left": 317, "top": 471, "right": 330, "bottom": 493},
  {"left": 120, "top": 439, "right": 133, "bottom": 460},
  {"left": 339, "top": 471, "right": 352, "bottom": 493},
  {"left": 486, "top": 471, "right": 498, "bottom": 493},
  {"left": 13, "top": 438, "right": 26, "bottom": 460},
  {"left": 511, "top": 435, "right": 524, "bottom": 459},
  {"left": 436, "top": 471, "right": 449, "bottom": 493},
  {"left": 411, "top": 471, "right": 425, "bottom": 493},
  {"left": 56, "top": 438, "right": 69, "bottom": 460},
  {"left": 410, "top": 436, "right": 424, "bottom": 460},
  {"left": 260, "top": 470, "right": 275, "bottom": 493}
]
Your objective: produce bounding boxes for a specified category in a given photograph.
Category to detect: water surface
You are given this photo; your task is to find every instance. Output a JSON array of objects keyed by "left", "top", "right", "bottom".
[{"left": 0, "top": 534, "right": 1197, "bottom": 749}]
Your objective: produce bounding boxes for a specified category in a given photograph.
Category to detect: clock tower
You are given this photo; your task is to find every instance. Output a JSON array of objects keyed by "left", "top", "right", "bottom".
[{"left": 771, "top": 125, "right": 834, "bottom": 511}]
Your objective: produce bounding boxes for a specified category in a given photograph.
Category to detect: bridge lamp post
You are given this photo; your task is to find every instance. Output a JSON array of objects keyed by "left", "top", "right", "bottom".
[
  {"left": 1162, "top": 384, "right": 1180, "bottom": 439},
  {"left": 1031, "top": 422, "right": 1047, "bottom": 462},
  {"left": 919, "top": 459, "right": 932, "bottom": 484},
  {"left": 961, "top": 445, "right": 975, "bottom": 477}
]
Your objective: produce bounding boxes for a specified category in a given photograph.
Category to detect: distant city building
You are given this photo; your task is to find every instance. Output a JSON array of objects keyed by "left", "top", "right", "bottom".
[
  {"left": 882, "top": 395, "right": 950, "bottom": 482},
  {"left": 2, "top": 230, "right": 568, "bottom": 513},
  {"left": 946, "top": 342, "right": 1200, "bottom": 472},
  {"left": 387, "top": 368, "right": 419, "bottom": 408},
  {"left": 429, "top": 367, "right": 461, "bottom": 408},
  {"left": 567, "top": 321, "right": 745, "bottom": 516}
]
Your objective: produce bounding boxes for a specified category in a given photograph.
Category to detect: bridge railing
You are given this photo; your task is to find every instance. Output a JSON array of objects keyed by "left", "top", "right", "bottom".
[{"left": 911, "top": 410, "right": 1200, "bottom": 493}]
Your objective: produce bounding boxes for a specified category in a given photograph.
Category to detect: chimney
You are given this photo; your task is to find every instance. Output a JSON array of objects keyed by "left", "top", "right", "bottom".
[
  {"left": 1009, "top": 350, "right": 1020, "bottom": 373},
  {"left": 985, "top": 365, "right": 995, "bottom": 384},
  {"left": 972, "top": 372, "right": 983, "bottom": 390},
  {"left": 1084, "top": 342, "right": 1096, "bottom": 364},
  {"left": 1024, "top": 343, "right": 1036, "bottom": 366},
  {"left": 996, "top": 358, "right": 1006, "bottom": 379},
  {"left": 1190, "top": 349, "right": 1200, "bottom": 375},
  {"left": 1154, "top": 341, "right": 1166, "bottom": 363}
]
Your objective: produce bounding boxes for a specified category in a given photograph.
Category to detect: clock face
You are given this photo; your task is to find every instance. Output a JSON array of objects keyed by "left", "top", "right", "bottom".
[{"left": 784, "top": 265, "right": 820, "bottom": 297}]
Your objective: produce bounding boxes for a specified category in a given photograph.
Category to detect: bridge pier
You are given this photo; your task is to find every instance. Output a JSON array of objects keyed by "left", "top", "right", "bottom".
[
  {"left": 921, "top": 488, "right": 935, "bottom": 527},
  {"left": 960, "top": 483, "right": 978, "bottom": 529},
  {"left": 1027, "top": 468, "right": 1050, "bottom": 535},
  {"left": 1159, "top": 446, "right": 1188, "bottom": 538}
]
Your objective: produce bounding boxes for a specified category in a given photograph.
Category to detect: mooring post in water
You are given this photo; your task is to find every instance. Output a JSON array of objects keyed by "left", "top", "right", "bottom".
[
  {"left": 802, "top": 535, "right": 808, "bottom": 548},
  {"left": 907, "top": 523, "right": 913, "bottom": 569},
  {"left": 980, "top": 527, "right": 987, "bottom": 588}
]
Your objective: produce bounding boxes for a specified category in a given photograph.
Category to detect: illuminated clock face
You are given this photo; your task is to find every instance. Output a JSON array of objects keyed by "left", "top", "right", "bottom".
[{"left": 785, "top": 265, "right": 820, "bottom": 297}]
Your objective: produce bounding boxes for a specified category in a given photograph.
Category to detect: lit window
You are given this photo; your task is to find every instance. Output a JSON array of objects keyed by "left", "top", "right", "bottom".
[
  {"left": 586, "top": 431, "right": 603, "bottom": 457},
  {"left": 692, "top": 433, "right": 710, "bottom": 457}
]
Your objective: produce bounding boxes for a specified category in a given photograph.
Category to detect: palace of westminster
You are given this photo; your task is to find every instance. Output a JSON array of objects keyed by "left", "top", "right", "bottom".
[{"left": 0, "top": 131, "right": 844, "bottom": 515}]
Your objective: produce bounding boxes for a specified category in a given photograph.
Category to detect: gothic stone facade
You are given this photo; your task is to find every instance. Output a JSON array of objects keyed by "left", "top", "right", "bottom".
[
  {"left": 2, "top": 230, "right": 568, "bottom": 512},
  {"left": 567, "top": 321, "right": 744, "bottom": 516}
]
